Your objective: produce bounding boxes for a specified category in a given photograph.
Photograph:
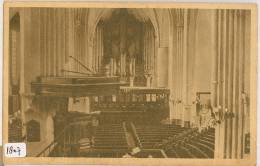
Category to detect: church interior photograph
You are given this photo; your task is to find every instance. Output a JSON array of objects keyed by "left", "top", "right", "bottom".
[{"left": 7, "top": 7, "right": 251, "bottom": 159}]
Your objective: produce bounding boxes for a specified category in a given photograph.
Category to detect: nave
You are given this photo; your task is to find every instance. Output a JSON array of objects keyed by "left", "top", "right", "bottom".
[
  {"left": 8, "top": 7, "right": 252, "bottom": 159},
  {"left": 36, "top": 112, "right": 215, "bottom": 158}
]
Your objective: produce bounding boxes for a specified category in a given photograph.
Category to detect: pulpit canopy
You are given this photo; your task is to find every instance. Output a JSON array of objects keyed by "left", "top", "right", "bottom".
[{"left": 31, "top": 76, "right": 127, "bottom": 97}]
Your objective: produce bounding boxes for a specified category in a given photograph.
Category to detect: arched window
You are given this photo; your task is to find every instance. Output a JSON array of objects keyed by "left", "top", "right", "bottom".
[
  {"left": 26, "top": 120, "right": 40, "bottom": 142},
  {"left": 8, "top": 118, "right": 22, "bottom": 142}
]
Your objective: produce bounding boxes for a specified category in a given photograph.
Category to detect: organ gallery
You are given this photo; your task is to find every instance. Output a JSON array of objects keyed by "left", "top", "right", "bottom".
[{"left": 7, "top": 7, "right": 253, "bottom": 160}]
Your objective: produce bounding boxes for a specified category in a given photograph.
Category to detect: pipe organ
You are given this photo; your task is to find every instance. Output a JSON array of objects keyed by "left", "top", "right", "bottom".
[
  {"left": 28, "top": 8, "right": 158, "bottom": 87},
  {"left": 101, "top": 9, "right": 156, "bottom": 86}
]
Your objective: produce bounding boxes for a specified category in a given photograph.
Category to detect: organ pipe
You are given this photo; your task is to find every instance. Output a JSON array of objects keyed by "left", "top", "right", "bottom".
[
  {"left": 93, "top": 24, "right": 103, "bottom": 73},
  {"left": 143, "top": 22, "right": 155, "bottom": 75}
]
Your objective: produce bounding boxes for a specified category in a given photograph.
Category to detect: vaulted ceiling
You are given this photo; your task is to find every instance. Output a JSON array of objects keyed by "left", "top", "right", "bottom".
[{"left": 99, "top": 8, "right": 151, "bottom": 22}]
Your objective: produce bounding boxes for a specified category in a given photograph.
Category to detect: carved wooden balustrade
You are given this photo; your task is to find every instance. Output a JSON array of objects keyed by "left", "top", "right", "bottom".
[
  {"left": 91, "top": 86, "right": 170, "bottom": 112},
  {"left": 89, "top": 86, "right": 170, "bottom": 124}
]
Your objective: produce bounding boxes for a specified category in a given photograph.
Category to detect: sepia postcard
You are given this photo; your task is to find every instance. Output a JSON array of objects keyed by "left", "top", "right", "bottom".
[{"left": 2, "top": 1, "right": 258, "bottom": 166}]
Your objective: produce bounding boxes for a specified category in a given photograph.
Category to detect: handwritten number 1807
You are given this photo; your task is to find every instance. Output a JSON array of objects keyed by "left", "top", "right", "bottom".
[{"left": 6, "top": 146, "right": 21, "bottom": 156}]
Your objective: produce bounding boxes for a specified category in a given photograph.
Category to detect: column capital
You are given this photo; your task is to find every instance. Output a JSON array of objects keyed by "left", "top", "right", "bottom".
[
  {"left": 144, "top": 73, "right": 152, "bottom": 78},
  {"left": 184, "top": 104, "right": 192, "bottom": 109},
  {"left": 212, "top": 81, "right": 218, "bottom": 84},
  {"left": 129, "top": 76, "right": 135, "bottom": 87}
]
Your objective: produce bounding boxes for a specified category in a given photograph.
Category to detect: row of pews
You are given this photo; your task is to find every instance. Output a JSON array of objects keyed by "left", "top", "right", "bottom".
[
  {"left": 133, "top": 124, "right": 186, "bottom": 149},
  {"left": 92, "top": 123, "right": 128, "bottom": 150},
  {"left": 39, "top": 120, "right": 215, "bottom": 158},
  {"left": 133, "top": 123, "right": 215, "bottom": 158},
  {"left": 78, "top": 123, "right": 128, "bottom": 157},
  {"left": 164, "top": 128, "right": 215, "bottom": 158}
]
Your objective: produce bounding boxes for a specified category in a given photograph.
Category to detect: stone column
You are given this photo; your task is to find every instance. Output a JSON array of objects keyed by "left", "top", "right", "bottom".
[
  {"left": 129, "top": 76, "right": 134, "bottom": 87},
  {"left": 181, "top": 9, "right": 189, "bottom": 127},
  {"left": 19, "top": 9, "right": 25, "bottom": 95},
  {"left": 145, "top": 74, "right": 152, "bottom": 87},
  {"left": 211, "top": 9, "right": 220, "bottom": 158},
  {"left": 19, "top": 8, "right": 26, "bottom": 137},
  {"left": 143, "top": 22, "right": 156, "bottom": 86},
  {"left": 184, "top": 105, "right": 191, "bottom": 128},
  {"left": 93, "top": 24, "right": 103, "bottom": 73},
  {"left": 213, "top": 10, "right": 248, "bottom": 159},
  {"left": 168, "top": 9, "right": 174, "bottom": 122},
  {"left": 68, "top": 9, "right": 75, "bottom": 73},
  {"left": 169, "top": 9, "right": 187, "bottom": 126},
  {"left": 174, "top": 9, "right": 184, "bottom": 125},
  {"left": 186, "top": 10, "right": 198, "bottom": 126}
]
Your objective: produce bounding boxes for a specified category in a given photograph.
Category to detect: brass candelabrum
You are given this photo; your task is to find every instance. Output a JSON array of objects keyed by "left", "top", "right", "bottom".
[{"left": 213, "top": 106, "right": 235, "bottom": 124}]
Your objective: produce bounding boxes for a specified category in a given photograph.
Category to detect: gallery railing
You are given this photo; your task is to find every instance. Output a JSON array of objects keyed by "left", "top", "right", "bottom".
[
  {"left": 38, "top": 119, "right": 95, "bottom": 157},
  {"left": 91, "top": 86, "right": 170, "bottom": 112},
  {"left": 36, "top": 125, "right": 68, "bottom": 157}
]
